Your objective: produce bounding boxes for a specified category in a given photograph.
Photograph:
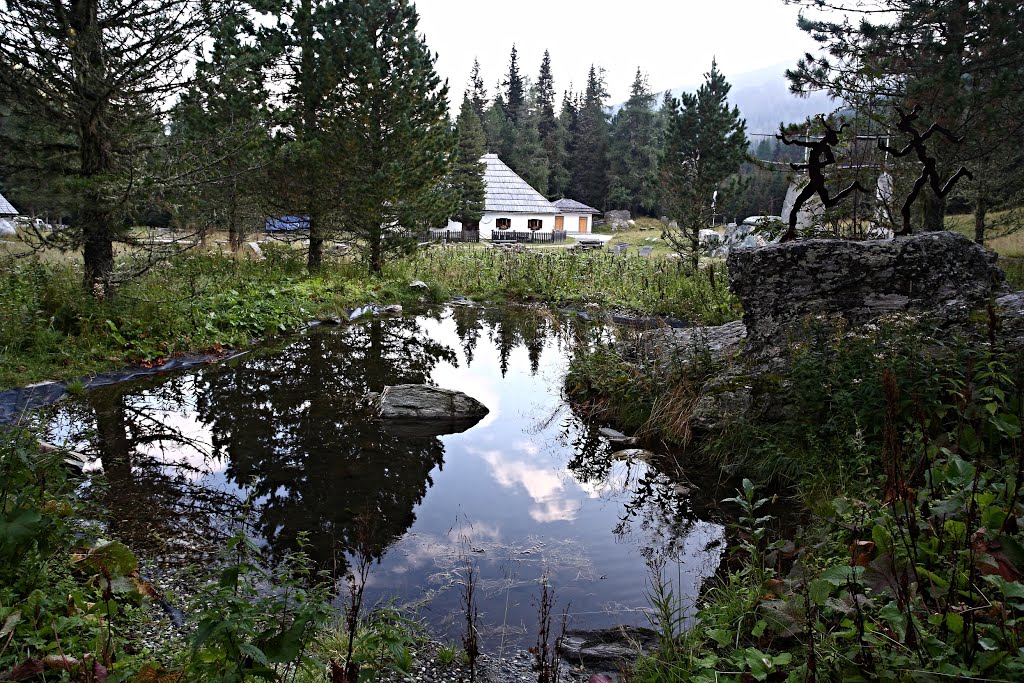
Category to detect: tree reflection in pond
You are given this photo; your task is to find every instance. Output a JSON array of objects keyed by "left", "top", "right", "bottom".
[
  {"left": 194, "top": 316, "right": 459, "bottom": 573},
  {"left": 40, "top": 307, "right": 726, "bottom": 647}
]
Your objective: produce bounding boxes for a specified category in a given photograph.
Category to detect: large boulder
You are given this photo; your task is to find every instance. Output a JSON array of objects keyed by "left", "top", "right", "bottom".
[
  {"left": 997, "top": 291, "right": 1024, "bottom": 350},
  {"left": 728, "top": 231, "right": 1006, "bottom": 352},
  {"left": 369, "top": 384, "right": 489, "bottom": 436},
  {"left": 605, "top": 209, "right": 631, "bottom": 231}
]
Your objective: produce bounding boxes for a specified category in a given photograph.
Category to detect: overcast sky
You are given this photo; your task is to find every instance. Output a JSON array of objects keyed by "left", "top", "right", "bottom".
[{"left": 413, "top": 0, "right": 822, "bottom": 106}]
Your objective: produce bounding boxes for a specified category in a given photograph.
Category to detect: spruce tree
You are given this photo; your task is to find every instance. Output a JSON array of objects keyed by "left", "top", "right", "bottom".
[
  {"left": 509, "top": 99, "right": 549, "bottom": 196},
  {"left": 660, "top": 60, "right": 748, "bottom": 269},
  {"left": 549, "top": 91, "right": 578, "bottom": 199},
  {"left": 0, "top": 0, "right": 212, "bottom": 296},
  {"left": 608, "top": 68, "right": 660, "bottom": 215},
  {"left": 536, "top": 51, "right": 561, "bottom": 195},
  {"left": 484, "top": 95, "right": 516, "bottom": 160},
  {"left": 568, "top": 66, "right": 611, "bottom": 210},
  {"left": 503, "top": 45, "right": 526, "bottom": 123},
  {"left": 469, "top": 58, "right": 488, "bottom": 123},
  {"left": 331, "top": 0, "right": 453, "bottom": 274},
  {"left": 785, "top": 0, "right": 1024, "bottom": 238},
  {"left": 452, "top": 95, "right": 487, "bottom": 229},
  {"left": 264, "top": 0, "right": 346, "bottom": 271},
  {"left": 172, "top": 2, "right": 273, "bottom": 251}
]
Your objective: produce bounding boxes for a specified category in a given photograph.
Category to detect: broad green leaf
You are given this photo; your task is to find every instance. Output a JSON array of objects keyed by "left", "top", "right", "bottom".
[
  {"left": 820, "top": 565, "right": 864, "bottom": 586},
  {"left": 239, "top": 642, "right": 270, "bottom": 668},
  {"left": 0, "top": 510, "right": 42, "bottom": 547},
  {"left": 72, "top": 539, "right": 138, "bottom": 577},
  {"left": 809, "top": 579, "right": 833, "bottom": 606},
  {"left": 878, "top": 603, "right": 907, "bottom": 642}
]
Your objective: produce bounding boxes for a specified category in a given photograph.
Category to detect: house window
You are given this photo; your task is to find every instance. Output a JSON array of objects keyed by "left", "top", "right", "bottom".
[
  {"left": 527, "top": 219, "right": 542, "bottom": 231},
  {"left": 496, "top": 218, "right": 511, "bottom": 230}
]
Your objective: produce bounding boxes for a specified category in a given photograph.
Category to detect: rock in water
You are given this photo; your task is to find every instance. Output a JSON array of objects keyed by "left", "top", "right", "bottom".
[
  {"left": 727, "top": 231, "right": 1006, "bottom": 352},
  {"left": 371, "top": 385, "right": 489, "bottom": 437},
  {"left": 598, "top": 427, "right": 638, "bottom": 446},
  {"left": 559, "top": 626, "right": 660, "bottom": 666}
]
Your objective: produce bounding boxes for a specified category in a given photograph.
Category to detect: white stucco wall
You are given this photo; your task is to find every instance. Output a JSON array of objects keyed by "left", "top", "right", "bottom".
[
  {"left": 479, "top": 212, "right": 557, "bottom": 239},
  {"left": 559, "top": 213, "right": 593, "bottom": 234}
]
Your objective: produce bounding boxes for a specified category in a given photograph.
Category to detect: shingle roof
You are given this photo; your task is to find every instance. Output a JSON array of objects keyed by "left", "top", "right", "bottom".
[
  {"left": 0, "top": 193, "right": 17, "bottom": 216},
  {"left": 553, "top": 198, "right": 600, "bottom": 214},
  {"left": 483, "top": 154, "right": 557, "bottom": 214}
]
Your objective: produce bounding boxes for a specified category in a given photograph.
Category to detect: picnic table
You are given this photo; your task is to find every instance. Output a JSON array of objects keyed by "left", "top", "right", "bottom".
[{"left": 573, "top": 238, "right": 604, "bottom": 251}]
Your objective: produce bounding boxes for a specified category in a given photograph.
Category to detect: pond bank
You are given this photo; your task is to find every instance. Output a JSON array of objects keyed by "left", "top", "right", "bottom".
[
  {"left": 11, "top": 304, "right": 738, "bottom": 681},
  {"left": 565, "top": 233, "right": 1024, "bottom": 681}
]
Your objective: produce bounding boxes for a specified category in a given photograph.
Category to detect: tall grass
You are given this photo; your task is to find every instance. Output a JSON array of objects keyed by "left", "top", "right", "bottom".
[
  {"left": 389, "top": 248, "right": 738, "bottom": 324},
  {"left": 1, "top": 245, "right": 737, "bottom": 390}
]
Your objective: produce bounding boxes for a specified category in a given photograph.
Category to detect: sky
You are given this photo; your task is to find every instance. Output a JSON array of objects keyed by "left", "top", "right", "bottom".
[{"left": 413, "top": 0, "right": 823, "bottom": 106}]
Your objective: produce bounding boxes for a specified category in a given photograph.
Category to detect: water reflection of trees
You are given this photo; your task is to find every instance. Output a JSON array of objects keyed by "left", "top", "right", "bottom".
[
  {"left": 454, "top": 307, "right": 592, "bottom": 377},
  {"left": 561, "top": 413, "right": 719, "bottom": 560},
  {"left": 194, "top": 317, "right": 459, "bottom": 574},
  {"left": 51, "top": 377, "right": 241, "bottom": 566},
  {"left": 50, "top": 308, "right": 610, "bottom": 581}
]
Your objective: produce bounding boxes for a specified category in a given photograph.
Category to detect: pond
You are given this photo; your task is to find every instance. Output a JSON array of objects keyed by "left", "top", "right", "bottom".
[{"left": 42, "top": 306, "right": 726, "bottom": 648}]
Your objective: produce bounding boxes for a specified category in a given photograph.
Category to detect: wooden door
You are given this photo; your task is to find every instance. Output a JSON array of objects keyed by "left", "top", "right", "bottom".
[
  {"left": 578, "top": 216, "right": 588, "bottom": 234},
  {"left": 554, "top": 215, "right": 564, "bottom": 231}
]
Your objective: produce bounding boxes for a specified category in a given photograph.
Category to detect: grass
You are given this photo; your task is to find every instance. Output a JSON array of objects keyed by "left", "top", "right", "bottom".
[
  {"left": 946, "top": 209, "right": 1024, "bottom": 256},
  {"left": 0, "top": 240, "right": 738, "bottom": 391},
  {"left": 593, "top": 216, "right": 682, "bottom": 257}
]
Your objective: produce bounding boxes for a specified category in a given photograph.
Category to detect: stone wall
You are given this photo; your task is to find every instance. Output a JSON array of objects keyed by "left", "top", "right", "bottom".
[{"left": 727, "top": 231, "right": 1007, "bottom": 351}]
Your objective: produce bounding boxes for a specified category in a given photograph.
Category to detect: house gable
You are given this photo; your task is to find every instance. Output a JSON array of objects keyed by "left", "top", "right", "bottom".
[{"left": 482, "top": 154, "right": 557, "bottom": 215}]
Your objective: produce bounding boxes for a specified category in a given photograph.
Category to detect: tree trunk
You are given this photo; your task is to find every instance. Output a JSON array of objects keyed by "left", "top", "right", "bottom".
[
  {"left": 689, "top": 228, "right": 699, "bottom": 273},
  {"left": 228, "top": 176, "right": 243, "bottom": 252},
  {"left": 369, "top": 230, "right": 383, "bottom": 274},
  {"left": 82, "top": 207, "right": 114, "bottom": 296},
  {"left": 308, "top": 213, "right": 324, "bottom": 271},
  {"left": 974, "top": 191, "right": 987, "bottom": 245},
  {"left": 922, "top": 191, "right": 946, "bottom": 232},
  {"left": 72, "top": 0, "right": 115, "bottom": 296}
]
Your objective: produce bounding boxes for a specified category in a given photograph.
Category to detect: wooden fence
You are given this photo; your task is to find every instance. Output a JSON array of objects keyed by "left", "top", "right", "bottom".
[{"left": 490, "top": 231, "right": 568, "bottom": 244}]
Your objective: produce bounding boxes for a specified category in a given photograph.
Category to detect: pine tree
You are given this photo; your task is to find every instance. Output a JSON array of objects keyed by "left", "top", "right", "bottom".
[
  {"left": 608, "top": 68, "right": 660, "bottom": 215},
  {"left": 785, "top": 0, "right": 1024, "bottom": 238},
  {"left": 331, "top": 0, "right": 453, "bottom": 274},
  {"left": 0, "top": 0, "right": 212, "bottom": 295},
  {"left": 503, "top": 45, "right": 526, "bottom": 123},
  {"left": 568, "top": 66, "right": 610, "bottom": 209},
  {"left": 452, "top": 95, "right": 487, "bottom": 229},
  {"left": 264, "top": 0, "right": 347, "bottom": 271},
  {"left": 661, "top": 60, "right": 748, "bottom": 269},
  {"left": 536, "top": 51, "right": 561, "bottom": 196},
  {"left": 172, "top": 3, "right": 273, "bottom": 251},
  {"left": 484, "top": 95, "right": 516, "bottom": 160},
  {"left": 468, "top": 58, "right": 488, "bottom": 123}
]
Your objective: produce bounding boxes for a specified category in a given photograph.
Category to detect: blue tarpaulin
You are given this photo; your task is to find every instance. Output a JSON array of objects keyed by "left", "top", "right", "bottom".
[{"left": 265, "top": 216, "right": 310, "bottom": 231}]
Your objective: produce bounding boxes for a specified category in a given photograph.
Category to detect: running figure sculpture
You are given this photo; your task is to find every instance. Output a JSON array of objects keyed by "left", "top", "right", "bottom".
[
  {"left": 777, "top": 117, "right": 869, "bottom": 242},
  {"left": 879, "top": 105, "right": 973, "bottom": 236}
]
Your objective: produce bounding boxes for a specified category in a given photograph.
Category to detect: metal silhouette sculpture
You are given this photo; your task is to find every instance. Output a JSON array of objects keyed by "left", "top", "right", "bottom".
[
  {"left": 879, "top": 105, "right": 973, "bottom": 236},
  {"left": 777, "top": 117, "right": 870, "bottom": 242}
]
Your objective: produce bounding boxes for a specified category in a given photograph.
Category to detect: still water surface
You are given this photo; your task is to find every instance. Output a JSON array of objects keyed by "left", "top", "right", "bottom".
[{"left": 45, "top": 307, "right": 725, "bottom": 646}]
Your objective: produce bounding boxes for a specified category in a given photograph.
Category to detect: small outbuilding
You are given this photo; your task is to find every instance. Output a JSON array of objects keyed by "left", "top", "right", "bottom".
[{"left": 552, "top": 198, "right": 600, "bottom": 235}]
